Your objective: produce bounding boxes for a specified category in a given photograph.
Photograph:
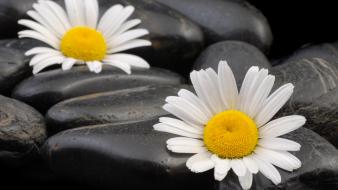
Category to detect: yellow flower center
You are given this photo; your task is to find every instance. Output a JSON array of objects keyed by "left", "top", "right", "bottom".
[
  {"left": 204, "top": 110, "right": 258, "bottom": 159},
  {"left": 60, "top": 26, "right": 107, "bottom": 61}
]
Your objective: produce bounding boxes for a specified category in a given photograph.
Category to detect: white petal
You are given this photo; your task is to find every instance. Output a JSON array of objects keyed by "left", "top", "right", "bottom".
[
  {"left": 104, "top": 6, "right": 135, "bottom": 38},
  {"left": 211, "top": 155, "right": 231, "bottom": 181},
  {"left": 18, "top": 19, "right": 59, "bottom": 49},
  {"left": 32, "top": 55, "right": 65, "bottom": 74},
  {"left": 255, "top": 83, "right": 294, "bottom": 127},
  {"left": 241, "top": 68, "right": 268, "bottom": 114},
  {"left": 159, "top": 117, "right": 203, "bottom": 132},
  {"left": 242, "top": 156, "right": 259, "bottom": 174},
  {"left": 65, "top": 0, "right": 85, "bottom": 26},
  {"left": 103, "top": 59, "right": 131, "bottom": 74},
  {"left": 18, "top": 30, "right": 59, "bottom": 49},
  {"left": 42, "top": 0, "right": 72, "bottom": 30},
  {"left": 217, "top": 60, "right": 239, "bottom": 109},
  {"left": 187, "top": 152, "right": 214, "bottom": 173},
  {"left": 162, "top": 104, "right": 205, "bottom": 126},
  {"left": 167, "top": 145, "right": 207, "bottom": 154},
  {"left": 167, "top": 137, "right": 204, "bottom": 147},
  {"left": 84, "top": 0, "right": 99, "bottom": 28},
  {"left": 238, "top": 170, "right": 253, "bottom": 190},
  {"left": 18, "top": 19, "right": 59, "bottom": 44},
  {"left": 97, "top": 4, "right": 123, "bottom": 33},
  {"left": 62, "top": 58, "right": 77, "bottom": 70},
  {"left": 165, "top": 96, "right": 209, "bottom": 124},
  {"left": 190, "top": 70, "right": 222, "bottom": 115},
  {"left": 254, "top": 147, "right": 301, "bottom": 171},
  {"left": 26, "top": 10, "right": 59, "bottom": 37},
  {"left": 25, "top": 47, "right": 59, "bottom": 56},
  {"left": 108, "top": 29, "right": 149, "bottom": 48},
  {"left": 104, "top": 54, "right": 150, "bottom": 68},
  {"left": 238, "top": 66, "right": 259, "bottom": 112},
  {"left": 154, "top": 118, "right": 203, "bottom": 139},
  {"left": 205, "top": 68, "right": 225, "bottom": 112},
  {"left": 114, "top": 19, "right": 141, "bottom": 36},
  {"left": 86, "top": 61, "right": 102, "bottom": 73},
  {"left": 177, "top": 89, "right": 213, "bottom": 119},
  {"left": 252, "top": 154, "right": 281, "bottom": 185},
  {"left": 259, "top": 115, "right": 306, "bottom": 137},
  {"left": 29, "top": 52, "right": 62, "bottom": 66},
  {"left": 230, "top": 159, "right": 247, "bottom": 177},
  {"left": 33, "top": 3, "right": 66, "bottom": 36},
  {"left": 258, "top": 138, "right": 301, "bottom": 151},
  {"left": 107, "top": 39, "right": 151, "bottom": 54},
  {"left": 247, "top": 75, "right": 275, "bottom": 118}
]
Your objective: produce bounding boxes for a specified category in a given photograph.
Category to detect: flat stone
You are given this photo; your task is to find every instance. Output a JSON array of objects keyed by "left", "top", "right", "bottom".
[
  {"left": 156, "top": 0, "right": 273, "bottom": 52},
  {"left": 0, "top": 0, "right": 204, "bottom": 75},
  {"left": 42, "top": 118, "right": 338, "bottom": 189},
  {"left": 0, "top": 95, "right": 46, "bottom": 167},
  {"left": 271, "top": 43, "right": 338, "bottom": 147},
  {"left": 46, "top": 85, "right": 191, "bottom": 135},
  {"left": 42, "top": 118, "right": 212, "bottom": 190},
  {"left": 193, "top": 41, "right": 271, "bottom": 85},
  {"left": 12, "top": 66, "right": 184, "bottom": 113},
  {"left": 0, "top": 39, "right": 42, "bottom": 95}
]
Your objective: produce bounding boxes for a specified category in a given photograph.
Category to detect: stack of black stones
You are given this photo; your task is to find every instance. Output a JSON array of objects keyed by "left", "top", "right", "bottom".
[{"left": 0, "top": 0, "right": 338, "bottom": 189}]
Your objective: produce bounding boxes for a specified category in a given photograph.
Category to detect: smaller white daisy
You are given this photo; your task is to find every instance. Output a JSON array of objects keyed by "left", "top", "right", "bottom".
[
  {"left": 18, "top": 0, "right": 152, "bottom": 74},
  {"left": 154, "top": 60, "right": 306, "bottom": 190}
]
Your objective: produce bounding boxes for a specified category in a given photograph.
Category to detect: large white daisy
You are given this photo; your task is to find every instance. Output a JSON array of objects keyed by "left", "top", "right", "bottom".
[
  {"left": 18, "top": 0, "right": 151, "bottom": 74},
  {"left": 154, "top": 60, "right": 306, "bottom": 189}
]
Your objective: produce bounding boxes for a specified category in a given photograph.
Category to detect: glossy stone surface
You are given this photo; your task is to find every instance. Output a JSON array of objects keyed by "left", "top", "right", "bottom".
[
  {"left": 271, "top": 43, "right": 338, "bottom": 147},
  {"left": 194, "top": 41, "right": 271, "bottom": 84},
  {"left": 42, "top": 118, "right": 212, "bottom": 190},
  {"left": 0, "top": 0, "right": 204, "bottom": 75},
  {"left": 42, "top": 118, "right": 338, "bottom": 189},
  {"left": 0, "top": 39, "right": 41, "bottom": 95},
  {"left": 0, "top": 95, "right": 46, "bottom": 166},
  {"left": 12, "top": 66, "right": 184, "bottom": 113},
  {"left": 156, "top": 0, "right": 273, "bottom": 52},
  {"left": 46, "top": 85, "right": 191, "bottom": 135}
]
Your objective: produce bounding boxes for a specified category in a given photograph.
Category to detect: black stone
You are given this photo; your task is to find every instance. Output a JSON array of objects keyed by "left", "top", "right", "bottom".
[
  {"left": 0, "top": 39, "right": 42, "bottom": 95},
  {"left": 46, "top": 85, "right": 191, "bottom": 135},
  {"left": 0, "top": 0, "right": 204, "bottom": 75},
  {"left": 12, "top": 66, "right": 184, "bottom": 113},
  {"left": 42, "top": 118, "right": 212, "bottom": 190},
  {"left": 156, "top": 0, "right": 272, "bottom": 52},
  {"left": 193, "top": 41, "right": 271, "bottom": 85},
  {"left": 270, "top": 43, "right": 338, "bottom": 148},
  {"left": 42, "top": 118, "right": 338, "bottom": 189},
  {"left": 217, "top": 126, "right": 338, "bottom": 190},
  {"left": 0, "top": 95, "right": 46, "bottom": 167}
]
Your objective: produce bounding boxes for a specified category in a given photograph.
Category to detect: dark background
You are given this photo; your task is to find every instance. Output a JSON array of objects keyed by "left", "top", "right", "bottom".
[
  {"left": 2, "top": 0, "right": 338, "bottom": 189},
  {"left": 248, "top": 0, "right": 338, "bottom": 59}
]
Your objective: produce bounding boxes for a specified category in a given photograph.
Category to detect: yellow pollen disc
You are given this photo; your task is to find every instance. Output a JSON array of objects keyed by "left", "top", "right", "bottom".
[
  {"left": 60, "top": 26, "right": 107, "bottom": 61},
  {"left": 204, "top": 110, "right": 258, "bottom": 159}
]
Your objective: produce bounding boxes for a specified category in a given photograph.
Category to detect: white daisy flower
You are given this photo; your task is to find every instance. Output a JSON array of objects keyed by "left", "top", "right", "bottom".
[
  {"left": 18, "top": 0, "right": 152, "bottom": 74},
  {"left": 154, "top": 60, "right": 306, "bottom": 190}
]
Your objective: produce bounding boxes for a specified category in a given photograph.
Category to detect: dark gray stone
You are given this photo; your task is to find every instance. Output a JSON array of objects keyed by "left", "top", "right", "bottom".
[
  {"left": 42, "top": 118, "right": 338, "bottom": 189},
  {"left": 42, "top": 118, "right": 212, "bottom": 190},
  {"left": 217, "top": 126, "right": 338, "bottom": 190},
  {"left": 156, "top": 0, "right": 273, "bottom": 52},
  {"left": 0, "top": 95, "right": 46, "bottom": 166},
  {"left": 46, "top": 85, "right": 191, "bottom": 135},
  {"left": 0, "top": 39, "right": 42, "bottom": 95},
  {"left": 0, "top": 0, "right": 204, "bottom": 75},
  {"left": 193, "top": 41, "right": 271, "bottom": 85},
  {"left": 12, "top": 66, "right": 184, "bottom": 113},
  {"left": 271, "top": 43, "right": 338, "bottom": 147}
]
